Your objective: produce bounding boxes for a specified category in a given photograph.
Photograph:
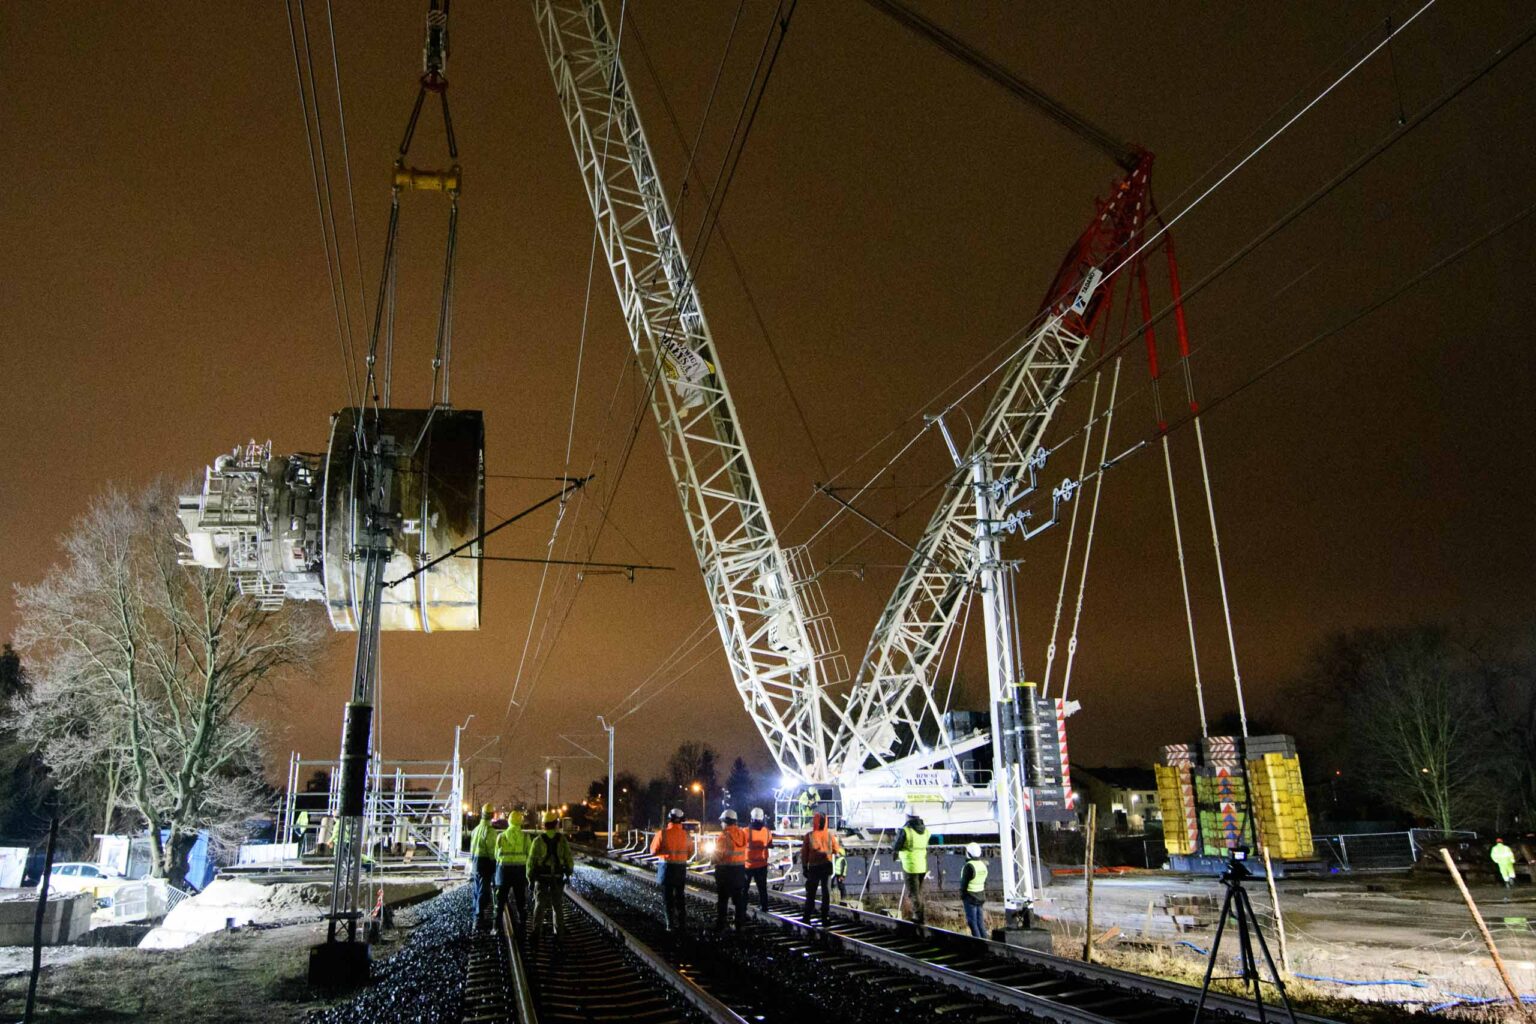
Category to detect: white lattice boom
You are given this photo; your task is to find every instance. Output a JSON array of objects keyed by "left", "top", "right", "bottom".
[{"left": 533, "top": 0, "right": 845, "bottom": 782}]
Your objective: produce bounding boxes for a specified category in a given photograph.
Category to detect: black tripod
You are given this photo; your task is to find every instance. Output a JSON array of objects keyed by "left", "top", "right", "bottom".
[{"left": 1193, "top": 850, "right": 1296, "bottom": 1023}]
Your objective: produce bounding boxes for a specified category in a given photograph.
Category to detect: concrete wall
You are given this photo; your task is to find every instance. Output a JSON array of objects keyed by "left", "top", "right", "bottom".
[{"left": 0, "top": 892, "right": 94, "bottom": 945}]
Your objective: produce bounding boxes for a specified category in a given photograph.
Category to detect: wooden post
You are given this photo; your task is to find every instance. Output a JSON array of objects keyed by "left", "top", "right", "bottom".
[
  {"left": 1083, "top": 804, "right": 1097, "bottom": 962},
  {"left": 1261, "top": 846, "right": 1292, "bottom": 976},
  {"left": 1440, "top": 848, "right": 1533, "bottom": 1020},
  {"left": 1143, "top": 897, "right": 1156, "bottom": 940}
]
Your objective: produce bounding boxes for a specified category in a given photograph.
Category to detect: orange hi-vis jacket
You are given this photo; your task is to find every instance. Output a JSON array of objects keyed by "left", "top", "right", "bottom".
[
  {"left": 802, "top": 826, "right": 843, "bottom": 867},
  {"left": 714, "top": 825, "right": 748, "bottom": 868},
  {"left": 651, "top": 823, "right": 691, "bottom": 864},
  {"left": 745, "top": 825, "right": 773, "bottom": 869}
]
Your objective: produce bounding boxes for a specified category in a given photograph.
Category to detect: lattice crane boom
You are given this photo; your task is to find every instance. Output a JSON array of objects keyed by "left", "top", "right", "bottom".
[
  {"left": 533, "top": 0, "right": 844, "bottom": 783},
  {"left": 832, "top": 153, "right": 1155, "bottom": 775}
]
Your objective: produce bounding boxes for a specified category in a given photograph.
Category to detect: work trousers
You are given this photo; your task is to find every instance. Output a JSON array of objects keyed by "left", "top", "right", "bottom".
[
  {"left": 745, "top": 865, "right": 770, "bottom": 912},
  {"left": 804, "top": 862, "right": 833, "bottom": 923},
  {"left": 904, "top": 872, "right": 927, "bottom": 925},
  {"left": 528, "top": 876, "right": 566, "bottom": 938},
  {"left": 834, "top": 873, "right": 847, "bottom": 902},
  {"left": 715, "top": 865, "right": 748, "bottom": 931},
  {"left": 662, "top": 862, "right": 689, "bottom": 932},
  {"left": 471, "top": 856, "right": 496, "bottom": 924},
  {"left": 495, "top": 863, "right": 527, "bottom": 928},
  {"left": 963, "top": 896, "right": 986, "bottom": 938}
]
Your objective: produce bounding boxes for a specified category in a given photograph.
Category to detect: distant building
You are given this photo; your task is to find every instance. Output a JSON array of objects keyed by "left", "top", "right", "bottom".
[{"left": 1074, "top": 766, "right": 1161, "bottom": 834}]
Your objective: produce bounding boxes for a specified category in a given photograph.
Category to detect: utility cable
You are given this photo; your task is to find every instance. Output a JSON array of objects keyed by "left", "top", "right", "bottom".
[
  {"left": 949, "top": 198, "right": 1536, "bottom": 576},
  {"left": 1041, "top": 370, "right": 1101, "bottom": 696},
  {"left": 296, "top": 0, "right": 365, "bottom": 404},
  {"left": 625, "top": 6, "right": 828, "bottom": 479},
  {"left": 504, "top": 0, "right": 799, "bottom": 740},
  {"left": 787, "top": 5, "right": 1524, "bottom": 570},
  {"left": 283, "top": 0, "right": 363, "bottom": 415},
  {"left": 1057, "top": 358, "right": 1122, "bottom": 709},
  {"left": 323, "top": 0, "right": 372, "bottom": 331}
]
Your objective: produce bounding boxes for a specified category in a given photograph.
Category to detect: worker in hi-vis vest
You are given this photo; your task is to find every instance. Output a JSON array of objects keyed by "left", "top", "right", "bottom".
[
  {"left": 745, "top": 808, "right": 774, "bottom": 912},
  {"left": 468, "top": 804, "right": 498, "bottom": 929},
  {"left": 713, "top": 809, "right": 750, "bottom": 933},
  {"left": 800, "top": 811, "right": 843, "bottom": 926},
  {"left": 1491, "top": 838, "right": 1518, "bottom": 894},
  {"left": 893, "top": 811, "right": 932, "bottom": 926},
  {"left": 494, "top": 810, "right": 531, "bottom": 929},
  {"left": 651, "top": 807, "right": 691, "bottom": 932},
  {"left": 961, "top": 842, "right": 988, "bottom": 938},
  {"left": 527, "top": 811, "right": 574, "bottom": 948}
]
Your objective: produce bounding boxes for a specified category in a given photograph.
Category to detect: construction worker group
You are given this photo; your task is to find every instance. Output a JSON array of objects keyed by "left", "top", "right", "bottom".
[
  {"left": 650, "top": 800, "right": 991, "bottom": 938},
  {"left": 464, "top": 794, "right": 993, "bottom": 945},
  {"left": 466, "top": 805, "right": 573, "bottom": 947}
]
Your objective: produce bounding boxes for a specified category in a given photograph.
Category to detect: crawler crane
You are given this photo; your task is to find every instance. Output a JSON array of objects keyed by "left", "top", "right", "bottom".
[{"left": 534, "top": 0, "right": 1193, "bottom": 926}]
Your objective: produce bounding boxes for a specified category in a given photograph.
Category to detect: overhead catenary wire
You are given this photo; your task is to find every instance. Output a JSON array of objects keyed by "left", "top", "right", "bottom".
[
  {"left": 625, "top": 5, "right": 830, "bottom": 479},
  {"left": 532, "top": 0, "right": 1505, "bottom": 761},
  {"left": 788, "top": 2, "right": 1515, "bottom": 574},
  {"left": 947, "top": 197, "right": 1536, "bottom": 592}
]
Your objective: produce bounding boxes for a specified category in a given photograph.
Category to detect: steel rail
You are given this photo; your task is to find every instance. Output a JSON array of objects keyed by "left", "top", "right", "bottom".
[
  {"left": 503, "top": 904, "right": 540, "bottom": 1024},
  {"left": 564, "top": 887, "right": 751, "bottom": 1024},
  {"left": 589, "top": 848, "right": 1339, "bottom": 1024}
]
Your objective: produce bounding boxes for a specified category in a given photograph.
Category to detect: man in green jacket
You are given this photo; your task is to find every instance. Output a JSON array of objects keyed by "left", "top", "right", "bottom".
[
  {"left": 468, "top": 803, "right": 498, "bottom": 929},
  {"left": 495, "top": 810, "right": 531, "bottom": 930},
  {"left": 893, "top": 811, "right": 932, "bottom": 926},
  {"left": 1492, "top": 838, "right": 1518, "bottom": 895},
  {"left": 527, "top": 811, "right": 574, "bottom": 947}
]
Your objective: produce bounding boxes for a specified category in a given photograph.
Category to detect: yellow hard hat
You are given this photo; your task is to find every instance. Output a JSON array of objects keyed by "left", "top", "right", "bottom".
[
  {"left": 509, "top": 810, "right": 524, "bottom": 825},
  {"left": 542, "top": 811, "right": 559, "bottom": 827},
  {"left": 481, "top": 803, "right": 495, "bottom": 817}
]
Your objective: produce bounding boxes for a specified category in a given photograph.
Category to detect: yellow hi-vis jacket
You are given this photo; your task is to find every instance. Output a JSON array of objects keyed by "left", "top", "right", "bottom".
[
  {"left": 495, "top": 823, "right": 531, "bottom": 866},
  {"left": 469, "top": 819, "right": 496, "bottom": 860},
  {"left": 896, "top": 825, "right": 931, "bottom": 875}
]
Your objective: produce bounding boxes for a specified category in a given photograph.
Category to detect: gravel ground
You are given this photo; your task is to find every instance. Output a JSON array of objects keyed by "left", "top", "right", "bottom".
[{"left": 304, "top": 885, "right": 472, "bottom": 1024}]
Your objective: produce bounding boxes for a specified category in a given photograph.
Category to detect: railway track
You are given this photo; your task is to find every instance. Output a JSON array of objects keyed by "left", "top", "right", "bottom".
[
  {"left": 594, "top": 846, "right": 1339, "bottom": 1024},
  {"left": 459, "top": 881, "right": 735, "bottom": 1024},
  {"left": 458, "top": 850, "right": 1337, "bottom": 1024}
]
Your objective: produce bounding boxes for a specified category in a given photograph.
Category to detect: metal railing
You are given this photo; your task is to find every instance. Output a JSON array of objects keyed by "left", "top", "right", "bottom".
[{"left": 1313, "top": 829, "right": 1477, "bottom": 871}]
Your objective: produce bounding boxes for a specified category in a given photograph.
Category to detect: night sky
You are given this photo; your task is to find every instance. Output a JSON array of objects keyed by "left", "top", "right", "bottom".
[{"left": 2, "top": 2, "right": 1532, "bottom": 804}]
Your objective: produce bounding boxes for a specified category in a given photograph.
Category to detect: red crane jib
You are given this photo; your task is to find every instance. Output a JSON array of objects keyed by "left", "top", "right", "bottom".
[{"left": 1037, "top": 148, "right": 1156, "bottom": 338}]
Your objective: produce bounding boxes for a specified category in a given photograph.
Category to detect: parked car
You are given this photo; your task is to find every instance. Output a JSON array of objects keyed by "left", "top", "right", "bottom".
[{"left": 44, "top": 862, "right": 128, "bottom": 905}]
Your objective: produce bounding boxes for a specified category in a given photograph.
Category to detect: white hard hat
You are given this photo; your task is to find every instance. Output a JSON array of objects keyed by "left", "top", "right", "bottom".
[
  {"left": 668, "top": 807, "right": 685, "bottom": 820},
  {"left": 966, "top": 842, "right": 983, "bottom": 859},
  {"left": 750, "top": 807, "right": 766, "bottom": 821},
  {"left": 720, "top": 808, "right": 738, "bottom": 823}
]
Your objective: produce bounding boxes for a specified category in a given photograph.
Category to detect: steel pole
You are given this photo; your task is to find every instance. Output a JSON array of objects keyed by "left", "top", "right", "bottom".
[{"left": 600, "top": 716, "right": 615, "bottom": 849}]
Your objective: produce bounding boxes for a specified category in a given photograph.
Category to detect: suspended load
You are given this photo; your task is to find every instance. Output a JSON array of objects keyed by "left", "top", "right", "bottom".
[
  {"left": 1154, "top": 735, "right": 1313, "bottom": 863},
  {"left": 177, "top": 407, "right": 484, "bottom": 632}
]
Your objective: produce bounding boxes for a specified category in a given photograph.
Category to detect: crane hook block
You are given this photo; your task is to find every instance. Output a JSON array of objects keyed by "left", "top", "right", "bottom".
[{"left": 393, "top": 161, "right": 461, "bottom": 194}]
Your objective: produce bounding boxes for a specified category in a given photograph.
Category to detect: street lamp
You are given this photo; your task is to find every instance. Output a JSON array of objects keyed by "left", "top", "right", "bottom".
[
  {"left": 690, "top": 780, "right": 705, "bottom": 822},
  {"left": 545, "top": 766, "right": 553, "bottom": 815}
]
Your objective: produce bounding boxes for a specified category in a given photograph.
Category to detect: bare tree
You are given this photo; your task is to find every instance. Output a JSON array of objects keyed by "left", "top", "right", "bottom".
[
  {"left": 12, "top": 481, "right": 325, "bottom": 885},
  {"left": 1308, "top": 626, "right": 1498, "bottom": 831}
]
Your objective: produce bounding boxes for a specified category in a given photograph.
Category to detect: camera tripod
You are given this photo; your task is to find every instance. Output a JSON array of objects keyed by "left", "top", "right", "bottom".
[{"left": 1193, "top": 852, "right": 1296, "bottom": 1023}]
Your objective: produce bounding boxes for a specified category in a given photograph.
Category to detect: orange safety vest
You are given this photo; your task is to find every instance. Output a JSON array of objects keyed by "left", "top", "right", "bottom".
[
  {"left": 715, "top": 825, "right": 748, "bottom": 868},
  {"left": 745, "top": 825, "right": 773, "bottom": 869},
  {"left": 802, "top": 827, "right": 842, "bottom": 867},
  {"left": 651, "top": 823, "right": 691, "bottom": 863}
]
